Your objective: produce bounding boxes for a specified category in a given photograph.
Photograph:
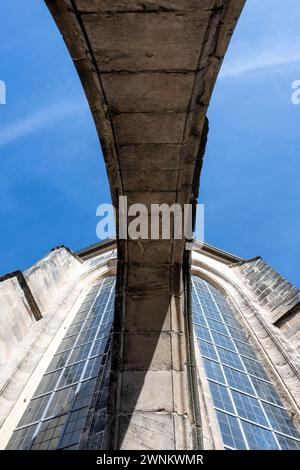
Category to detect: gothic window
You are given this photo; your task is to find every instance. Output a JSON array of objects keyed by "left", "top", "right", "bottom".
[
  {"left": 6, "top": 276, "right": 115, "bottom": 450},
  {"left": 192, "top": 275, "right": 300, "bottom": 450}
]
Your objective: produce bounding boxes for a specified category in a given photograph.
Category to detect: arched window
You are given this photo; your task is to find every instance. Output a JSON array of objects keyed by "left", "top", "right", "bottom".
[
  {"left": 6, "top": 276, "right": 115, "bottom": 450},
  {"left": 192, "top": 275, "right": 300, "bottom": 450}
]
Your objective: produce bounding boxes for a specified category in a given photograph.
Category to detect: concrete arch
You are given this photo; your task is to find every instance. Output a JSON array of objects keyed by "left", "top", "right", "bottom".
[{"left": 45, "top": 0, "right": 245, "bottom": 264}]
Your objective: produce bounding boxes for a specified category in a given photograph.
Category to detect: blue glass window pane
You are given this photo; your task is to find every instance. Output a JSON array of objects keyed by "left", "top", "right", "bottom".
[
  {"left": 226, "top": 325, "right": 247, "bottom": 342},
  {"left": 95, "top": 324, "right": 112, "bottom": 340},
  {"left": 48, "top": 351, "right": 70, "bottom": 372},
  {"left": 58, "top": 407, "right": 89, "bottom": 449},
  {"left": 276, "top": 434, "right": 300, "bottom": 450},
  {"left": 45, "top": 385, "right": 78, "bottom": 420},
  {"left": 67, "top": 342, "right": 94, "bottom": 365},
  {"left": 66, "top": 321, "right": 86, "bottom": 337},
  {"left": 57, "top": 361, "right": 86, "bottom": 389},
  {"left": 215, "top": 304, "right": 234, "bottom": 316},
  {"left": 57, "top": 335, "right": 77, "bottom": 354},
  {"left": 31, "top": 415, "right": 68, "bottom": 450},
  {"left": 197, "top": 340, "right": 218, "bottom": 361},
  {"left": 76, "top": 327, "right": 99, "bottom": 347},
  {"left": 213, "top": 298, "right": 227, "bottom": 308},
  {"left": 33, "top": 370, "right": 61, "bottom": 397},
  {"left": 82, "top": 356, "right": 103, "bottom": 381},
  {"left": 72, "top": 377, "right": 97, "bottom": 410},
  {"left": 241, "top": 421, "right": 279, "bottom": 450},
  {"left": 202, "top": 300, "right": 217, "bottom": 310},
  {"left": 216, "top": 346, "right": 244, "bottom": 371},
  {"left": 81, "top": 314, "right": 103, "bottom": 331},
  {"left": 234, "top": 340, "right": 258, "bottom": 360},
  {"left": 203, "top": 308, "right": 223, "bottom": 322},
  {"left": 91, "top": 337, "right": 111, "bottom": 358},
  {"left": 250, "top": 377, "right": 282, "bottom": 406},
  {"left": 216, "top": 411, "right": 247, "bottom": 450},
  {"left": 194, "top": 325, "right": 212, "bottom": 343},
  {"left": 202, "top": 358, "right": 226, "bottom": 385},
  {"left": 6, "top": 424, "right": 38, "bottom": 450},
  {"left": 73, "top": 309, "right": 90, "bottom": 324},
  {"left": 231, "top": 390, "right": 268, "bottom": 426},
  {"left": 193, "top": 314, "right": 207, "bottom": 328},
  {"left": 206, "top": 318, "right": 228, "bottom": 335},
  {"left": 223, "top": 366, "right": 254, "bottom": 395},
  {"left": 17, "top": 394, "right": 51, "bottom": 427},
  {"left": 242, "top": 357, "right": 269, "bottom": 381},
  {"left": 208, "top": 382, "right": 235, "bottom": 413},
  {"left": 211, "top": 331, "right": 236, "bottom": 351},
  {"left": 262, "top": 402, "right": 300, "bottom": 439}
]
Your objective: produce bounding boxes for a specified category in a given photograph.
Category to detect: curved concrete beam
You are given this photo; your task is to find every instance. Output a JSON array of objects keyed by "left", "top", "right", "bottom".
[{"left": 45, "top": 0, "right": 245, "bottom": 264}]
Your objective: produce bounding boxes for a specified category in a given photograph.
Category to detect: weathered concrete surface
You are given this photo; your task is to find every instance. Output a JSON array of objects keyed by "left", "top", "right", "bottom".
[
  {"left": 0, "top": 277, "right": 36, "bottom": 370},
  {"left": 232, "top": 257, "right": 300, "bottom": 353},
  {"left": 45, "top": 0, "right": 245, "bottom": 449},
  {"left": 0, "top": 272, "right": 42, "bottom": 322},
  {"left": 277, "top": 305, "right": 300, "bottom": 356},
  {"left": 105, "top": 264, "right": 195, "bottom": 449},
  {"left": 24, "top": 247, "right": 82, "bottom": 313},
  {"left": 0, "top": 248, "right": 82, "bottom": 430}
]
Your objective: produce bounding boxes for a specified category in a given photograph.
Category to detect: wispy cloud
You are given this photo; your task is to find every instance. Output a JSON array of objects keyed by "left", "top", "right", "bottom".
[
  {"left": 0, "top": 100, "right": 86, "bottom": 147},
  {"left": 220, "top": 40, "right": 300, "bottom": 78}
]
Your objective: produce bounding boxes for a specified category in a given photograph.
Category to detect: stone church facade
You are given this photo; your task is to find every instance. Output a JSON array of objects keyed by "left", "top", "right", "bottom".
[{"left": 0, "top": 240, "right": 300, "bottom": 450}]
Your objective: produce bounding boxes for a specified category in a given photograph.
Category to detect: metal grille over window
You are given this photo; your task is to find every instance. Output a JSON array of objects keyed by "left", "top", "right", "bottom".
[
  {"left": 6, "top": 276, "right": 115, "bottom": 450},
  {"left": 192, "top": 275, "right": 300, "bottom": 450}
]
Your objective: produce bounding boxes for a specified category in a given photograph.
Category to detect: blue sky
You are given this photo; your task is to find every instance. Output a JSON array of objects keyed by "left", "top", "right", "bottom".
[{"left": 0, "top": 1, "right": 299, "bottom": 287}]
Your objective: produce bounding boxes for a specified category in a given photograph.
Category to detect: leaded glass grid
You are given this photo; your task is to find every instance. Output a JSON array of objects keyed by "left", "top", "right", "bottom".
[
  {"left": 192, "top": 275, "right": 300, "bottom": 450},
  {"left": 6, "top": 276, "right": 115, "bottom": 450}
]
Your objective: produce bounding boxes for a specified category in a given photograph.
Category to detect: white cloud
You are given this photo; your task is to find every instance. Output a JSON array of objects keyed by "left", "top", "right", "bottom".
[
  {"left": 0, "top": 100, "right": 86, "bottom": 147},
  {"left": 220, "top": 40, "right": 300, "bottom": 78}
]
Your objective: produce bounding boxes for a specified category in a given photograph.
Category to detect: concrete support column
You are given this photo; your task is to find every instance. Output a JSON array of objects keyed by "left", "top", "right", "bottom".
[{"left": 105, "top": 257, "right": 197, "bottom": 450}]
